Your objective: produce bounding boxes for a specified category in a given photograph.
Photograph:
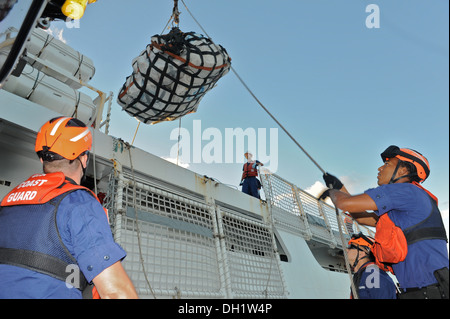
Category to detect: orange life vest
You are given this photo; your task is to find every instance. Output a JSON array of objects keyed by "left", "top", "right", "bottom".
[
  {"left": 371, "top": 182, "right": 447, "bottom": 274},
  {"left": 243, "top": 162, "right": 258, "bottom": 178},
  {"left": 2, "top": 172, "right": 95, "bottom": 205},
  {"left": 1, "top": 172, "right": 104, "bottom": 298},
  {"left": 372, "top": 214, "right": 407, "bottom": 273}
]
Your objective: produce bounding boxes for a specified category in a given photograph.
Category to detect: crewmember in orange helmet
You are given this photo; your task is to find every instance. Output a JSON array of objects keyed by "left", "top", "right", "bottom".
[
  {"left": 323, "top": 145, "right": 448, "bottom": 299},
  {"left": 0, "top": 117, "right": 138, "bottom": 299},
  {"left": 347, "top": 233, "right": 397, "bottom": 299}
]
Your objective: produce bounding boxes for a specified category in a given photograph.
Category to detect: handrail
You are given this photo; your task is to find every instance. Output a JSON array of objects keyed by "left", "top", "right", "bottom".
[{"left": 259, "top": 168, "right": 375, "bottom": 247}]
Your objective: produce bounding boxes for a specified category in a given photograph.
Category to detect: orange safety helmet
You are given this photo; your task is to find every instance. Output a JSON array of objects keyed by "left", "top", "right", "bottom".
[
  {"left": 35, "top": 117, "right": 92, "bottom": 161},
  {"left": 380, "top": 145, "right": 430, "bottom": 183},
  {"left": 347, "top": 232, "right": 374, "bottom": 251}
]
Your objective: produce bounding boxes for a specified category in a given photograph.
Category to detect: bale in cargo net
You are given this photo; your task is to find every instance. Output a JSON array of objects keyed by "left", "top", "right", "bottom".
[{"left": 117, "top": 27, "right": 231, "bottom": 124}]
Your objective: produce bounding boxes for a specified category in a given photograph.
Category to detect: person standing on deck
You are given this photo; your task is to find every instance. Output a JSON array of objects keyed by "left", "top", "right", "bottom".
[{"left": 240, "top": 152, "right": 263, "bottom": 199}]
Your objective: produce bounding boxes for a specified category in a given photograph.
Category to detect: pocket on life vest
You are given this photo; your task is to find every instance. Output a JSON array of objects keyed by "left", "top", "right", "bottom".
[{"left": 372, "top": 214, "right": 408, "bottom": 265}]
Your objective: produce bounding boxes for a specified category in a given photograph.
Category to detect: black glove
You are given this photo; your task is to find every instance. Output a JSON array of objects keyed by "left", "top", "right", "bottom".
[
  {"left": 318, "top": 189, "right": 331, "bottom": 200},
  {"left": 323, "top": 172, "right": 343, "bottom": 190}
]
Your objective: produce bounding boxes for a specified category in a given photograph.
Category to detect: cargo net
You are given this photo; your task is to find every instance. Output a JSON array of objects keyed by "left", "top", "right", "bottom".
[{"left": 117, "top": 27, "right": 231, "bottom": 124}]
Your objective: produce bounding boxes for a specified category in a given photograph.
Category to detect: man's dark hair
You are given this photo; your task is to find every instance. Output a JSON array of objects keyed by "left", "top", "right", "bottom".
[{"left": 398, "top": 160, "right": 421, "bottom": 183}]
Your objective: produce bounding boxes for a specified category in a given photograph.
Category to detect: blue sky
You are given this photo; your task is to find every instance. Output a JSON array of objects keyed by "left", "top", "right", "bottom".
[{"left": 4, "top": 1, "right": 449, "bottom": 228}]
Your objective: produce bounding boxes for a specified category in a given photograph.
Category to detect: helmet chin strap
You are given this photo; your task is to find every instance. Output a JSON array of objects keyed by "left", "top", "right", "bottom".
[
  {"left": 351, "top": 247, "right": 370, "bottom": 273},
  {"left": 388, "top": 161, "right": 402, "bottom": 184},
  {"left": 388, "top": 160, "right": 416, "bottom": 184}
]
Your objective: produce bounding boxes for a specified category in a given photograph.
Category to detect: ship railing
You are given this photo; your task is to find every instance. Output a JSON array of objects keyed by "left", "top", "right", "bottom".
[
  {"left": 104, "top": 169, "right": 288, "bottom": 299},
  {"left": 259, "top": 168, "right": 375, "bottom": 249}
]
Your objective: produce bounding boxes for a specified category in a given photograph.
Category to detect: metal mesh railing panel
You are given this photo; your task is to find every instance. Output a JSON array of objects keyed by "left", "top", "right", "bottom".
[
  {"left": 115, "top": 177, "right": 224, "bottom": 298},
  {"left": 218, "top": 207, "right": 287, "bottom": 298}
]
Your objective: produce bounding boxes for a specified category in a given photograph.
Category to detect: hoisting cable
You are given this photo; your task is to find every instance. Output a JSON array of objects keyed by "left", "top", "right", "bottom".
[
  {"left": 172, "top": 0, "right": 181, "bottom": 26},
  {"left": 161, "top": 0, "right": 181, "bottom": 33},
  {"left": 180, "top": 0, "right": 357, "bottom": 298}
]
